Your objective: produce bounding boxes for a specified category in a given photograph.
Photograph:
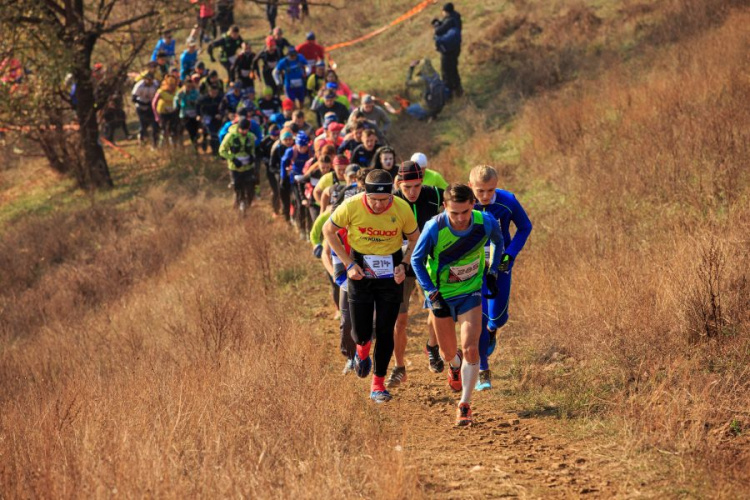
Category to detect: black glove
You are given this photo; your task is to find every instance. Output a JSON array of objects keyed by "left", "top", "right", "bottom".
[
  {"left": 498, "top": 253, "right": 514, "bottom": 273},
  {"left": 431, "top": 18, "right": 441, "bottom": 26},
  {"left": 484, "top": 272, "right": 499, "bottom": 299},
  {"left": 429, "top": 290, "right": 449, "bottom": 311},
  {"left": 209, "top": 55, "right": 216, "bottom": 63},
  {"left": 232, "top": 158, "right": 243, "bottom": 168},
  {"left": 312, "top": 244, "right": 323, "bottom": 259}
]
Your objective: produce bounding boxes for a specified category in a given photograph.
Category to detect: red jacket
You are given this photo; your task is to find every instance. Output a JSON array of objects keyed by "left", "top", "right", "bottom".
[{"left": 296, "top": 41, "right": 325, "bottom": 63}]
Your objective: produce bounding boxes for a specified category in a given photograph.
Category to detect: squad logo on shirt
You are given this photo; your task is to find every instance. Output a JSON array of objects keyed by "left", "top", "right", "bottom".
[{"left": 357, "top": 227, "right": 399, "bottom": 237}]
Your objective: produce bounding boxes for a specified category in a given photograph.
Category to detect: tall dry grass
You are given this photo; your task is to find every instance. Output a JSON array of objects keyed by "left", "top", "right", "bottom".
[
  {"left": 507, "top": 6, "right": 750, "bottom": 477},
  {"left": 0, "top": 186, "right": 417, "bottom": 498}
]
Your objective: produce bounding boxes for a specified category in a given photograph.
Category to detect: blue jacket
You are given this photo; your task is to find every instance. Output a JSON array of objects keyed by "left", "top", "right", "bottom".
[
  {"left": 151, "top": 38, "right": 176, "bottom": 61},
  {"left": 274, "top": 55, "right": 309, "bottom": 89},
  {"left": 475, "top": 189, "right": 532, "bottom": 259},
  {"left": 180, "top": 50, "right": 198, "bottom": 81}
]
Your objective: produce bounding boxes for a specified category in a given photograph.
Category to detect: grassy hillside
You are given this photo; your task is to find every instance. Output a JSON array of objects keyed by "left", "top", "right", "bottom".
[{"left": 2, "top": 0, "right": 750, "bottom": 496}]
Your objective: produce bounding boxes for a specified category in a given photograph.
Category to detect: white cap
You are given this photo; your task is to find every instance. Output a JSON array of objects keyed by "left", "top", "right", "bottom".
[{"left": 410, "top": 152, "right": 428, "bottom": 169}]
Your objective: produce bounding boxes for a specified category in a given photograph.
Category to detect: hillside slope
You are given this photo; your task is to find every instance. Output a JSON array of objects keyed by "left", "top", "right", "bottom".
[{"left": 2, "top": 0, "right": 749, "bottom": 497}]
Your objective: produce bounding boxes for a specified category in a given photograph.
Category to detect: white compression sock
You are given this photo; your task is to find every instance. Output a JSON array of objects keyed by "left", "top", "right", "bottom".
[
  {"left": 460, "top": 361, "right": 480, "bottom": 405},
  {"left": 440, "top": 353, "right": 462, "bottom": 368}
]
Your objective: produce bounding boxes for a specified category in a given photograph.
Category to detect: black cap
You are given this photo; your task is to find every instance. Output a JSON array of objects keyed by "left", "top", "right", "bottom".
[
  {"left": 239, "top": 118, "right": 251, "bottom": 130},
  {"left": 443, "top": 2, "right": 455, "bottom": 12},
  {"left": 398, "top": 161, "right": 424, "bottom": 181}
]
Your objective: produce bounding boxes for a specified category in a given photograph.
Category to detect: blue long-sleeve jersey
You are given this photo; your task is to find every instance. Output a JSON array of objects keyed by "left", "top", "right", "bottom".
[
  {"left": 280, "top": 146, "right": 311, "bottom": 182},
  {"left": 411, "top": 211, "right": 504, "bottom": 296},
  {"left": 180, "top": 50, "right": 198, "bottom": 81},
  {"left": 273, "top": 54, "right": 309, "bottom": 89},
  {"left": 475, "top": 189, "right": 532, "bottom": 259},
  {"left": 151, "top": 38, "right": 176, "bottom": 61}
]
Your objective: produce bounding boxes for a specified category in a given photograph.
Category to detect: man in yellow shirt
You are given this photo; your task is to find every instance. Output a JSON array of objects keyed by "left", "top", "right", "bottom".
[{"left": 323, "top": 169, "right": 420, "bottom": 403}]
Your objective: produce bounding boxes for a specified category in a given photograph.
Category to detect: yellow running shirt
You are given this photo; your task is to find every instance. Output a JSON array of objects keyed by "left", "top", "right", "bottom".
[{"left": 331, "top": 193, "right": 418, "bottom": 255}]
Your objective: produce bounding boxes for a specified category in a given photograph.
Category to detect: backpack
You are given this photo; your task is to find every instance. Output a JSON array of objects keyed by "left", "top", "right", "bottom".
[{"left": 425, "top": 74, "right": 446, "bottom": 113}]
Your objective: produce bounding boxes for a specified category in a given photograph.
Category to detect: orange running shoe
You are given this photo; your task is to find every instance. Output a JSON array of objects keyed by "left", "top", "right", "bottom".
[{"left": 456, "top": 403, "right": 473, "bottom": 426}]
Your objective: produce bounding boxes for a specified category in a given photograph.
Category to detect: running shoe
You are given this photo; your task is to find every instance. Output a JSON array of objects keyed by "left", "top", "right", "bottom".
[
  {"left": 385, "top": 366, "right": 407, "bottom": 389},
  {"left": 424, "top": 343, "right": 444, "bottom": 373},
  {"left": 487, "top": 329, "right": 497, "bottom": 356},
  {"left": 342, "top": 358, "right": 355, "bottom": 375},
  {"left": 370, "top": 390, "right": 392, "bottom": 403},
  {"left": 475, "top": 369, "right": 492, "bottom": 391},
  {"left": 353, "top": 352, "right": 372, "bottom": 378},
  {"left": 447, "top": 350, "right": 463, "bottom": 392},
  {"left": 456, "top": 403, "right": 473, "bottom": 426}
]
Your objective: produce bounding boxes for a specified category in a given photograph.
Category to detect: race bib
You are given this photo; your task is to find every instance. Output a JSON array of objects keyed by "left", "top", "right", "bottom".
[
  {"left": 485, "top": 245, "right": 491, "bottom": 264},
  {"left": 290, "top": 78, "right": 303, "bottom": 88},
  {"left": 363, "top": 254, "right": 394, "bottom": 279},
  {"left": 448, "top": 260, "right": 480, "bottom": 283},
  {"left": 228, "top": 55, "right": 238, "bottom": 65},
  {"left": 261, "top": 109, "right": 274, "bottom": 117},
  {"left": 202, "top": 115, "right": 212, "bottom": 125},
  {"left": 310, "top": 177, "right": 320, "bottom": 187},
  {"left": 185, "top": 109, "right": 197, "bottom": 118},
  {"left": 236, "top": 155, "right": 251, "bottom": 165},
  {"left": 241, "top": 69, "right": 251, "bottom": 77}
]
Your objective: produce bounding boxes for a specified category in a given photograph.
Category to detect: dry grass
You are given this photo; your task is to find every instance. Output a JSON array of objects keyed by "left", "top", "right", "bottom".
[
  {"left": 0, "top": 184, "right": 417, "bottom": 498},
  {"left": 506, "top": 5, "right": 750, "bottom": 480}
]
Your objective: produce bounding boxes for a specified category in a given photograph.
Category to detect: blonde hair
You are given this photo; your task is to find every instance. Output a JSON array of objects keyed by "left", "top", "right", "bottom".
[{"left": 469, "top": 165, "right": 498, "bottom": 184}]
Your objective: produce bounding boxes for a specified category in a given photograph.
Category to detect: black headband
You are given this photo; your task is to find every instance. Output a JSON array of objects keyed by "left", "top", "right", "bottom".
[{"left": 365, "top": 182, "right": 392, "bottom": 194}]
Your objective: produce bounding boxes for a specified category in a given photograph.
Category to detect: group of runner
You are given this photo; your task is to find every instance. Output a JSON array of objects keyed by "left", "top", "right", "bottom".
[
  {"left": 316, "top": 157, "right": 532, "bottom": 426},
  {"left": 126, "top": 4, "right": 533, "bottom": 426}
]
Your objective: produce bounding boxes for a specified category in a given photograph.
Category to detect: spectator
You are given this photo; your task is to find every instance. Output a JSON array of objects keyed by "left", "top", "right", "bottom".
[
  {"left": 432, "top": 2, "right": 463, "bottom": 97},
  {"left": 404, "top": 58, "right": 446, "bottom": 121}
]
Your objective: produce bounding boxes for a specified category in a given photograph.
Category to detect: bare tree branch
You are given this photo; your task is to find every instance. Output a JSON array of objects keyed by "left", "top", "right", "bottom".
[
  {"left": 248, "top": 0, "right": 341, "bottom": 9},
  {"left": 98, "top": 10, "right": 157, "bottom": 35}
]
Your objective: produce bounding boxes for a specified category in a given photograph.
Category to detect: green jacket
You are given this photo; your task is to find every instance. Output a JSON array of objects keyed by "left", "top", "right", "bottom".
[{"left": 219, "top": 127, "right": 257, "bottom": 172}]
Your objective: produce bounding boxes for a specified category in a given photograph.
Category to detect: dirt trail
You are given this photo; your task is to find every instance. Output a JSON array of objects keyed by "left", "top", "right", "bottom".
[{"left": 308, "top": 286, "right": 661, "bottom": 498}]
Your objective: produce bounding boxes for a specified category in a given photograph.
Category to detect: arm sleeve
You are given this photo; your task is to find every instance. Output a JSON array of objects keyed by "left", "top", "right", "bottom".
[
  {"left": 218, "top": 133, "right": 233, "bottom": 160},
  {"left": 411, "top": 221, "right": 439, "bottom": 295},
  {"left": 310, "top": 212, "right": 330, "bottom": 245},
  {"left": 484, "top": 213, "right": 505, "bottom": 274},
  {"left": 506, "top": 194, "right": 533, "bottom": 257},
  {"left": 279, "top": 148, "right": 291, "bottom": 180}
]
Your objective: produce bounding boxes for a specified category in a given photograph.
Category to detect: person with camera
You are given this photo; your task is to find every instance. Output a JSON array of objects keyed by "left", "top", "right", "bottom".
[{"left": 432, "top": 3, "right": 463, "bottom": 97}]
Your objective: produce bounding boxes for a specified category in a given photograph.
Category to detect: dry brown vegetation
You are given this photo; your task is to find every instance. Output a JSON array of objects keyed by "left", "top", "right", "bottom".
[
  {"left": 0, "top": 186, "right": 416, "bottom": 497},
  {"left": 510, "top": 5, "right": 750, "bottom": 478},
  {"left": 3, "top": 0, "right": 750, "bottom": 496}
]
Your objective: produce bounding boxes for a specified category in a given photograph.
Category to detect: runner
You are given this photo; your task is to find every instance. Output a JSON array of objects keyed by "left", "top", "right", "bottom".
[
  {"left": 281, "top": 131, "right": 312, "bottom": 235},
  {"left": 179, "top": 41, "right": 199, "bottom": 82},
  {"left": 175, "top": 77, "right": 201, "bottom": 148},
  {"left": 273, "top": 47, "right": 309, "bottom": 108},
  {"left": 208, "top": 25, "right": 243, "bottom": 81},
  {"left": 231, "top": 42, "right": 257, "bottom": 90},
  {"left": 270, "top": 128, "right": 296, "bottom": 221},
  {"left": 219, "top": 118, "right": 257, "bottom": 212},
  {"left": 196, "top": 84, "right": 224, "bottom": 154},
  {"left": 313, "top": 90, "right": 350, "bottom": 127},
  {"left": 410, "top": 183, "right": 505, "bottom": 426},
  {"left": 258, "top": 125, "right": 281, "bottom": 213},
  {"left": 387, "top": 161, "right": 444, "bottom": 388},
  {"left": 410, "top": 152, "right": 449, "bottom": 189},
  {"left": 323, "top": 169, "right": 420, "bottom": 403},
  {"left": 370, "top": 146, "right": 397, "bottom": 176},
  {"left": 296, "top": 32, "right": 325, "bottom": 65},
  {"left": 151, "top": 30, "right": 176, "bottom": 64},
  {"left": 131, "top": 72, "right": 159, "bottom": 147},
  {"left": 350, "top": 129, "right": 381, "bottom": 167},
  {"left": 469, "top": 165, "right": 532, "bottom": 390},
  {"left": 253, "top": 36, "right": 284, "bottom": 96},
  {"left": 315, "top": 154, "right": 348, "bottom": 212}
]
